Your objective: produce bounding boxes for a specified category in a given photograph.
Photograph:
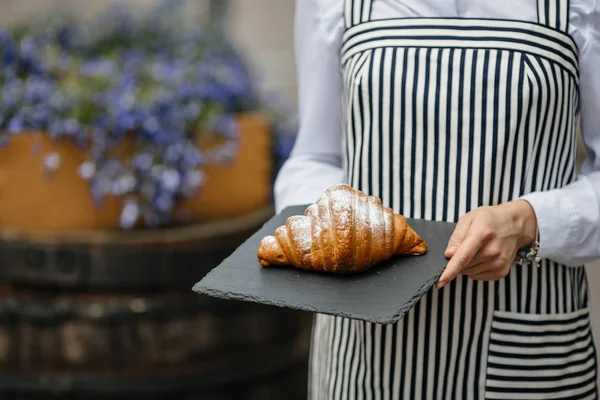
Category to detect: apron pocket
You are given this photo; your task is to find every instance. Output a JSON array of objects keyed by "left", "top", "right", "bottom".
[{"left": 485, "top": 308, "right": 598, "bottom": 400}]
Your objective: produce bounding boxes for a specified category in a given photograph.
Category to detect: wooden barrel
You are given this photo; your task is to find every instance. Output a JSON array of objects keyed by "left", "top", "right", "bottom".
[
  {"left": 0, "top": 207, "right": 313, "bottom": 399},
  {"left": 0, "top": 206, "right": 275, "bottom": 290}
]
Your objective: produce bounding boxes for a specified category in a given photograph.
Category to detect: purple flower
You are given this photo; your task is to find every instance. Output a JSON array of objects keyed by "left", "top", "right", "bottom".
[
  {"left": 48, "top": 119, "right": 66, "bottom": 138},
  {"left": 30, "top": 107, "right": 50, "bottom": 128},
  {"left": 112, "top": 173, "right": 137, "bottom": 195},
  {"left": 133, "top": 152, "right": 154, "bottom": 173},
  {"left": 49, "top": 92, "right": 71, "bottom": 113},
  {"left": 18, "top": 37, "right": 47, "bottom": 76},
  {"left": 181, "top": 169, "right": 204, "bottom": 197},
  {"left": 211, "top": 115, "right": 238, "bottom": 140},
  {"left": 78, "top": 161, "right": 96, "bottom": 180},
  {"left": 142, "top": 117, "right": 160, "bottom": 136},
  {"left": 55, "top": 25, "right": 75, "bottom": 49},
  {"left": 63, "top": 118, "right": 82, "bottom": 137},
  {"left": 159, "top": 168, "right": 180, "bottom": 192},
  {"left": 184, "top": 102, "right": 202, "bottom": 121},
  {"left": 24, "top": 77, "right": 54, "bottom": 103},
  {"left": 183, "top": 147, "right": 204, "bottom": 168},
  {"left": 117, "top": 91, "right": 136, "bottom": 111},
  {"left": 113, "top": 111, "right": 136, "bottom": 136},
  {"left": 120, "top": 198, "right": 140, "bottom": 229},
  {"left": 163, "top": 143, "right": 184, "bottom": 165},
  {"left": 211, "top": 139, "right": 238, "bottom": 163},
  {"left": 0, "top": 31, "right": 17, "bottom": 67},
  {"left": 150, "top": 164, "right": 166, "bottom": 181},
  {"left": 57, "top": 55, "right": 72, "bottom": 71},
  {"left": 154, "top": 192, "right": 174, "bottom": 213},
  {"left": 7, "top": 115, "right": 24, "bottom": 134},
  {"left": 151, "top": 59, "right": 185, "bottom": 83},
  {"left": 81, "top": 58, "right": 115, "bottom": 78}
]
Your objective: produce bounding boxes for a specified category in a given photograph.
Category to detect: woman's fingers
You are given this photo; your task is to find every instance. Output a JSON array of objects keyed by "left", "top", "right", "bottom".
[
  {"left": 444, "top": 215, "right": 473, "bottom": 258},
  {"left": 437, "top": 235, "right": 483, "bottom": 289},
  {"left": 464, "top": 244, "right": 503, "bottom": 267},
  {"left": 461, "top": 261, "right": 494, "bottom": 277},
  {"left": 437, "top": 202, "right": 533, "bottom": 288},
  {"left": 438, "top": 218, "right": 496, "bottom": 289}
]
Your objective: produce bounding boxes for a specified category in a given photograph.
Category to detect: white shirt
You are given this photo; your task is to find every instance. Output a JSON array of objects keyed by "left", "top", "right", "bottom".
[{"left": 275, "top": 0, "right": 600, "bottom": 266}]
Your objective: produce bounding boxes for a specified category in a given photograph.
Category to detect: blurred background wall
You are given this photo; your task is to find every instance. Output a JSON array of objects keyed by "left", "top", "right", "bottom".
[
  {"left": 0, "top": 0, "right": 298, "bottom": 108},
  {"left": 1, "top": 0, "right": 599, "bottom": 360}
]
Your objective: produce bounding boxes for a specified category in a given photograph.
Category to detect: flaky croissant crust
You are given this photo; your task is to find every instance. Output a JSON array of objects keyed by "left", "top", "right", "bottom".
[{"left": 257, "top": 184, "right": 427, "bottom": 274}]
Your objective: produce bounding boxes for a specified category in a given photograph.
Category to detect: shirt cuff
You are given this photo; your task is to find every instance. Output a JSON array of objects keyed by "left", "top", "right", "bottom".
[{"left": 518, "top": 189, "right": 579, "bottom": 265}]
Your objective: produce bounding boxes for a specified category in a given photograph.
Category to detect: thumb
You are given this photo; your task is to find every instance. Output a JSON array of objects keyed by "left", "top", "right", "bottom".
[{"left": 445, "top": 214, "right": 472, "bottom": 258}]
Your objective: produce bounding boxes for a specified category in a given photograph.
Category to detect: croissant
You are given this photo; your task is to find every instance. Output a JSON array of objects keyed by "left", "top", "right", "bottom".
[{"left": 257, "top": 184, "right": 427, "bottom": 274}]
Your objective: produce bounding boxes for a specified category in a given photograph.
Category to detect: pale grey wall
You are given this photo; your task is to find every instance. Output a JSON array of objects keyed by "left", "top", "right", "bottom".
[{"left": 228, "top": 0, "right": 297, "bottom": 107}]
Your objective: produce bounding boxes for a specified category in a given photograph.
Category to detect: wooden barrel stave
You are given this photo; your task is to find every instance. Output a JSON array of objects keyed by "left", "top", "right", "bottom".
[
  {"left": 0, "top": 206, "right": 274, "bottom": 291},
  {"left": 0, "top": 364, "right": 308, "bottom": 400},
  {"left": 0, "top": 244, "right": 234, "bottom": 291},
  {"left": 0, "top": 288, "right": 310, "bottom": 373}
]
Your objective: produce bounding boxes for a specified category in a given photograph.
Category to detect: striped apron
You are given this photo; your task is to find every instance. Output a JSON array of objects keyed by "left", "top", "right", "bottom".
[{"left": 308, "top": 0, "right": 599, "bottom": 398}]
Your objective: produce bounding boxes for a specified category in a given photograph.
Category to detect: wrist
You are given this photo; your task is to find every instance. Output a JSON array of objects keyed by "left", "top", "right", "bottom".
[{"left": 506, "top": 200, "right": 538, "bottom": 248}]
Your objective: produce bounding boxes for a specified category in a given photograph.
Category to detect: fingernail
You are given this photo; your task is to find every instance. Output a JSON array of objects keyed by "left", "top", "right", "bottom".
[
  {"left": 445, "top": 246, "right": 456, "bottom": 254},
  {"left": 436, "top": 281, "right": 446, "bottom": 290}
]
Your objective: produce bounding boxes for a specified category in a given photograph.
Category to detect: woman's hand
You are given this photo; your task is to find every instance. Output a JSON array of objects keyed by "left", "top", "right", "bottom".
[{"left": 436, "top": 200, "right": 538, "bottom": 289}]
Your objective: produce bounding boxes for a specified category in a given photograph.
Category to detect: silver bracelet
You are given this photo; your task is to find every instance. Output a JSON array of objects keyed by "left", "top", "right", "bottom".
[{"left": 515, "top": 229, "right": 541, "bottom": 267}]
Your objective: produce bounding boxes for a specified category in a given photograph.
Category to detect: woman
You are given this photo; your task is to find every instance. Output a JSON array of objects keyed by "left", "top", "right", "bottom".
[{"left": 275, "top": 0, "right": 600, "bottom": 398}]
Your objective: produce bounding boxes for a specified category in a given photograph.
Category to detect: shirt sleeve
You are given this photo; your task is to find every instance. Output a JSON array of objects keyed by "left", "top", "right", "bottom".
[
  {"left": 273, "top": 0, "right": 346, "bottom": 214},
  {"left": 519, "top": 1, "right": 600, "bottom": 266}
]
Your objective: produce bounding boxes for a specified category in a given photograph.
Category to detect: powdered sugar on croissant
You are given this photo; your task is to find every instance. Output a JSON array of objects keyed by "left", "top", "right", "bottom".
[{"left": 257, "top": 184, "right": 427, "bottom": 274}]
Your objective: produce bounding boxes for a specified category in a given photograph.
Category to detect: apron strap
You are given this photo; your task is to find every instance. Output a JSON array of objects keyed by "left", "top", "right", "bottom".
[
  {"left": 537, "top": 0, "right": 570, "bottom": 32},
  {"left": 344, "top": 0, "right": 373, "bottom": 29}
]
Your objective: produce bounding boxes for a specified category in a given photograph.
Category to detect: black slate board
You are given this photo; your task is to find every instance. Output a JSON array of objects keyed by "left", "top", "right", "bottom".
[{"left": 193, "top": 205, "right": 456, "bottom": 325}]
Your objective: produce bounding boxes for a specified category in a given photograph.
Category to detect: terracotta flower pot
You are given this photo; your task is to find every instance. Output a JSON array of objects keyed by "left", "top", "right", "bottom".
[
  {"left": 181, "top": 113, "right": 273, "bottom": 222},
  {"left": 0, "top": 113, "right": 273, "bottom": 233}
]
